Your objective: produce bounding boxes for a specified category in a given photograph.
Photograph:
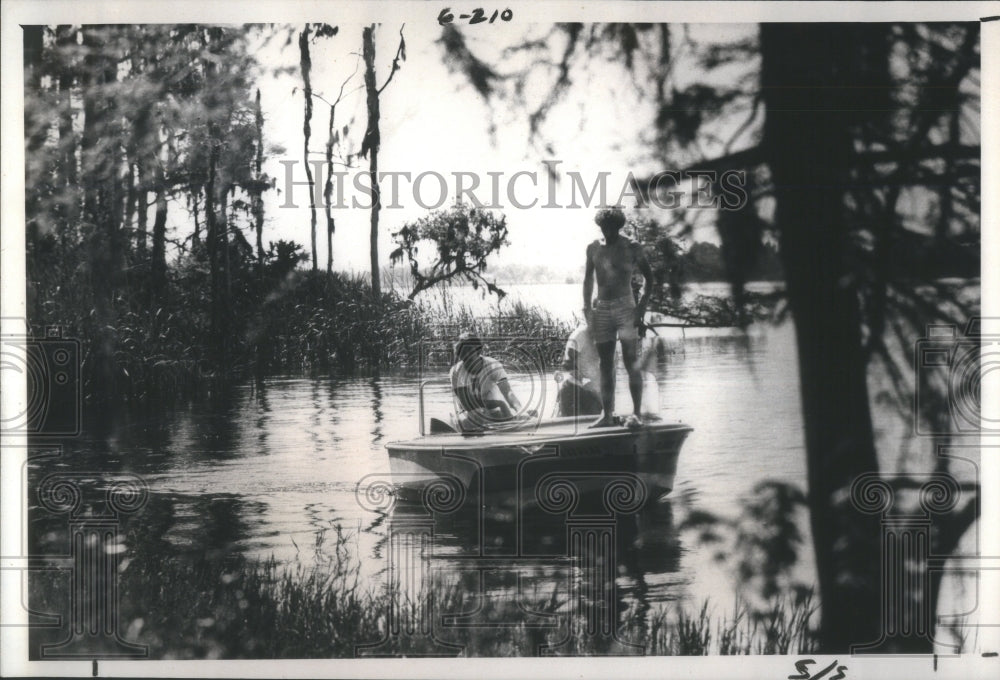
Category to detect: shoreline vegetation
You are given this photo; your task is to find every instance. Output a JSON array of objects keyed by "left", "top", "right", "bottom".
[
  {"left": 30, "top": 527, "right": 821, "bottom": 659},
  {"left": 21, "top": 24, "right": 779, "bottom": 414},
  {"left": 34, "top": 249, "right": 778, "bottom": 414}
]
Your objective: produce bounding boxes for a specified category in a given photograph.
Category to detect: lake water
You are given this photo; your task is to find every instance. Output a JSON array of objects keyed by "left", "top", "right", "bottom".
[{"left": 32, "top": 283, "right": 819, "bottom": 619}]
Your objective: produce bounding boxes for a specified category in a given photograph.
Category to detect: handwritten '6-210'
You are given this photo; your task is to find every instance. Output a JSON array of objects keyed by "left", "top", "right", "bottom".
[{"left": 438, "top": 8, "right": 513, "bottom": 26}]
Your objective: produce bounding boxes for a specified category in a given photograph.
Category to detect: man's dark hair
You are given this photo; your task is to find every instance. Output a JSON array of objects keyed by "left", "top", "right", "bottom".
[
  {"left": 594, "top": 206, "right": 626, "bottom": 230},
  {"left": 454, "top": 332, "right": 483, "bottom": 360}
]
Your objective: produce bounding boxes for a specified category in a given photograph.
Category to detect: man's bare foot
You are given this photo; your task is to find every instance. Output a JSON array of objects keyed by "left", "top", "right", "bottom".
[
  {"left": 589, "top": 413, "right": 617, "bottom": 428},
  {"left": 624, "top": 414, "right": 643, "bottom": 429}
]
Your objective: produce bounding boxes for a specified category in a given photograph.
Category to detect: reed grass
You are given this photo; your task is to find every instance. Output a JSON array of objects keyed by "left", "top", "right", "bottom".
[
  {"left": 254, "top": 271, "right": 573, "bottom": 376},
  {"left": 36, "top": 265, "right": 572, "bottom": 409},
  {"left": 30, "top": 526, "right": 823, "bottom": 659}
]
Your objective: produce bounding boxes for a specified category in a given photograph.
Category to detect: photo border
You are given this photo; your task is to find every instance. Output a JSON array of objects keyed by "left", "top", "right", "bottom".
[{"left": 2, "top": 1, "right": 997, "bottom": 677}]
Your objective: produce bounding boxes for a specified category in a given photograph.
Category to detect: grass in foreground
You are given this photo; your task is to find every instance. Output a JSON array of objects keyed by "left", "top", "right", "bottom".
[{"left": 30, "top": 530, "right": 819, "bottom": 659}]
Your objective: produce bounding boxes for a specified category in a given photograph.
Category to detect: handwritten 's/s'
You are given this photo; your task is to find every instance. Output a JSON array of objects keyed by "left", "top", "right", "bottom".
[
  {"left": 788, "top": 658, "right": 848, "bottom": 680},
  {"left": 438, "top": 7, "right": 514, "bottom": 26}
]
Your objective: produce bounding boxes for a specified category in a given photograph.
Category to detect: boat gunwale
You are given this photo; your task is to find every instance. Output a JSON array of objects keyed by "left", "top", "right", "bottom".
[{"left": 387, "top": 419, "right": 694, "bottom": 451}]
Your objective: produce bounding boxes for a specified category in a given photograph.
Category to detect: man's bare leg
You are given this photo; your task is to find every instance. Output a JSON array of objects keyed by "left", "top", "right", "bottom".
[
  {"left": 620, "top": 338, "right": 643, "bottom": 428},
  {"left": 589, "top": 339, "right": 617, "bottom": 427}
]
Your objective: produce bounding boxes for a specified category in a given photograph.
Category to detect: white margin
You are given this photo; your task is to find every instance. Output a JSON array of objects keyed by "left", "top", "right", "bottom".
[{"left": 2, "top": 2, "right": 998, "bottom": 678}]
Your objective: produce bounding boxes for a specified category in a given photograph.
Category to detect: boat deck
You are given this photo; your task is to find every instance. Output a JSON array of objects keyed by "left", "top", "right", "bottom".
[{"left": 389, "top": 416, "right": 693, "bottom": 451}]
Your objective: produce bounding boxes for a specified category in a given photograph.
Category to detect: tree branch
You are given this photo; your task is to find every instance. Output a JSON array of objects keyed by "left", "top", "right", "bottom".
[
  {"left": 935, "top": 494, "right": 980, "bottom": 558},
  {"left": 724, "top": 94, "right": 762, "bottom": 155},
  {"left": 631, "top": 143, "right": 980, "bottom": 198},
  {"left": 377, "top": 25, "right": 406, "bottom": 95}
]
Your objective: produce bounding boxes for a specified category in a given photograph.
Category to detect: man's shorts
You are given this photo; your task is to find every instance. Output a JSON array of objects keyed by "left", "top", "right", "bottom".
[{"left": 589, "top": 295, "right": 638, "bottom": 344}]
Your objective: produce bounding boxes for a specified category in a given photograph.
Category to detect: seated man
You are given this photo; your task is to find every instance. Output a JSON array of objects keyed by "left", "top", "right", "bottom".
[
  {"left": 450, "top": 333, "right": 526, "bottom": 430},
  {"left": 557, "top": 323, "right": 603, "bottom": 417}
]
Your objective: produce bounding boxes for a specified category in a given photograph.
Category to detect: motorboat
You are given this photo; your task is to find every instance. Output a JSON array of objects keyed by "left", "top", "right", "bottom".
[{"left": 386, "top": 412, "right": 692, "bottom": 506}]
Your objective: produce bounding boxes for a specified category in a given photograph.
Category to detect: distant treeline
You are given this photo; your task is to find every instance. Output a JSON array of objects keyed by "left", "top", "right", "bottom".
[
  {"left": 484, "top": 244, "right": 784, "bottom": 286},
  {"left": 390, "top": 242, "right": 782, "bottom": 288},
  {"left": 672, "top": 241, "right": 783, "bottom": 283},
  {"left": 642, "top": 231, "right": 978, "bottom": 288}
]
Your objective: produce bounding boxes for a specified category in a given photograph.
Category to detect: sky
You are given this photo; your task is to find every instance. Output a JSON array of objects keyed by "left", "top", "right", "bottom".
[
  {"left": 251, "top": 23, "right": 748, "bottom": 278},
  {"left": 133, "top": 19, "right": 979, "bottom": 281}
]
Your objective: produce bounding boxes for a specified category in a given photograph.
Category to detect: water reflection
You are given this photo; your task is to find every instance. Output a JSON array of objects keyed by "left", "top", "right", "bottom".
[
  {"left": 367, "top": 483, "right": 685, "bottom": 653},
  {"left": 369, "top": 377, "right": 385, "bottom": 444},
  {"left": 29, "top": 324, "right": 810, "bottom": 619}
]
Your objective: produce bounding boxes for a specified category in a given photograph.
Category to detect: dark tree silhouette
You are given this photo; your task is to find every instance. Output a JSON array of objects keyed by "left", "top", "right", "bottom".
[
  {"left": 25, "top": 25, "right": 272, "bottom": 396},
  {"left": 361, "top": 24, "right": 406, "bottom": 299},
  {"left": 439, "top": 21, "right": 980, "bottom": 651},
  {"left": 296, "top": 23, "right": 338, "bottom": 271},
  {"left": 759, "top": 24, "right": 885, "bottom": 650},
  {"left": 299, "top": 25, "right": 318, "bottom": 271}
]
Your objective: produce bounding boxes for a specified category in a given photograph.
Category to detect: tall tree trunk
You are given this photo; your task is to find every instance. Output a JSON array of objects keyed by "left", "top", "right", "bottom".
[
  {"left": 191, "top": 186, "right": 201, "bottom": 248},
  {"left": 23, "top": 25, "right": 47, "bottom": 325},
  {"left": 202, "top": 27, "right": 228, "bottom": 370},
  {"left": 23, "top": 26, "right": 46, "bottom": 152},
  {"left": 151, "top": 122, "right": 176, "bottom": 308},
  {"left": 222, "top": 186, "right": 232, "bottom": 300},
  {"left": 253, "top": 89, "right": 266, "bottom": 277},
  {"left": 131, "top": 106, "right": 152, "bottom": 257},
  {"left": 56, "top": 25, "right": 79, "bottom": 251},
  {"left": 103, "top": 63, "right": 125, "bottom": 316},
  {"left": 124, "top": 162, "right": 137, "bottom": 252},
  {"left": 205, "top": 151, "right": 232, "bottom": 369},
  {"left": 205, "top": 134, "right": 223, "bottom": 367},
  {"left": 325, "top": 102, "right": 337, "bottom": 274},
  {"left": 362, "top": 25, "right": 381, "bottom": 298},
  {"left": 125, "top": 47, "right": 144, "bottom": 258},
  {"left": 150, "top": 175, "right": 168, "bottom": 305},
  {"left": 80, "top": 26, "right": 123, "bottom": 410},
  {"left": 136, "top": 162, "right": 148, "bottom": 254},
  {"left": 299, "top": 26, "right": 318, "bottom": 271},
  {"left": 23, "top": 25, "right": 46, "bottom": 253},
  {"left": 23, "top": 25, "right": 44, "bottom": 85},
  {"left": 761, "top": 23, "right": 883, "bottom": 652}
]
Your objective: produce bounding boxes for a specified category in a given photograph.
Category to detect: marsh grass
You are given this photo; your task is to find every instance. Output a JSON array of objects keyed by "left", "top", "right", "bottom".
[
  {"left": 408, "top": 283, "right": 574, "bottom": 337},
  {"left": 46, "top": 268, "right": 571, "bottom": 409},
  {"left": 30, "top": 526, "right": 821, "bottom": 659},
  {"left": 255, "top": 272, "right": 573, "bottom": 376}
]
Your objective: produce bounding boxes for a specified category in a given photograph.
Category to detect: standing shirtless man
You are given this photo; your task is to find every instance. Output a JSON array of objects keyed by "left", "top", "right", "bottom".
[{"left": 583, "top": 207, "right": 654, "bottom": 428}]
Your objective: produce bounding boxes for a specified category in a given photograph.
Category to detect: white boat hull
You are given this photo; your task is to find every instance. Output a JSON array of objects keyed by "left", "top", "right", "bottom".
[{"left": 386, "top": 417, "right": 692, "bottom": 505}]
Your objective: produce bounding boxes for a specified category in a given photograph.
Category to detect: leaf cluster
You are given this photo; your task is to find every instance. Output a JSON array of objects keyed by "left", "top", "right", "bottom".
[{"left": 390, "top": 203, "right": 510, "bottom": 300}]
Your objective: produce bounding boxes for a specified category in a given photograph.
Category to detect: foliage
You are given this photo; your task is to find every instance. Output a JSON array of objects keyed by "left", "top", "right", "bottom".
[
  {"left": 252, "top": 267, "right": 573, "bottom": 376},
  {"left": 627, "top": 214, "right": 781, "bottom": 326},
  {"left": 631, "top": 216, "right": 784, "bottom": 297},
  {"left": 24, "top": 25, "right": 457, "bottom": 402},
  {"left": 29, "top": 524, "right": 824, "bottom": 658},
  {"left": 629, "top": 215, "right": 687, "bottom": 301},
  {"left": 24, "top": 24, "right": 273, "bottom": 409},
  {"left": 680, "top": 482, "right": 811, "bottom": 608},
  {"left": 390, "top": 203, "right": 511, "bottom": 300},
  {"left": 654, "top": 293, "right": 778, "bottom": 329},
  {"left": 440, "top": 20, "right": 980, "bottom": 364},
  {"left": 254, "top": 269, "right": 428, "bottom": 374},
  {"left": 440, "top": 20, "right": 981, "bottom": 651}
]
